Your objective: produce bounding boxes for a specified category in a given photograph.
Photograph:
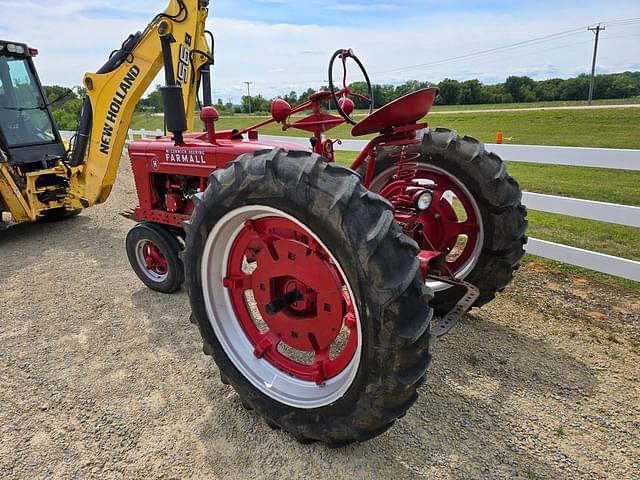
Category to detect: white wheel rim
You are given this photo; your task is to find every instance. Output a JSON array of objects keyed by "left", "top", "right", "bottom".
[
  {"left": 135, "top": 240, "right": 169, "bottom": 282},
  {"left": 369, "top": 164, "right": 485, "bottom": 292},
  {"left": 200, "top": 205, "right": 363, "bottom": 409}
]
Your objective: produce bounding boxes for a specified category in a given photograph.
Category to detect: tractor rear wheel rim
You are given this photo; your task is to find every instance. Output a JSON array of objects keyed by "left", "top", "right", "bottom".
[
  {"left": 135, "top": 240, "right": 169, "bottom": 281},
  {"left": 200, "top": 206, "right": 362, "bottom": 409},
  {"left": 370, "top": 164, "right": 484, "bottom": 292}
]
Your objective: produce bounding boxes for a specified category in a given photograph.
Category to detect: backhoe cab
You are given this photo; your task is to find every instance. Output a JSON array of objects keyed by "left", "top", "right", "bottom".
[
  {"left": 0, "top": 41, "right": 64, "bottom": 169},
  {"left": 0, "top": 41, "right": 72, "bottom": 224}
]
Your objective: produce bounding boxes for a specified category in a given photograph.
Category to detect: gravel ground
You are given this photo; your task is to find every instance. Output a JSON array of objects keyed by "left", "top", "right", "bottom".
[{"left": 1, "top": 160, "right": 639, "bottom": 480}]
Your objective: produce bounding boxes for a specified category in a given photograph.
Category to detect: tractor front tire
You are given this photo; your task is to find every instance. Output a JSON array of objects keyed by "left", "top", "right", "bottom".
[
  {"left": 126, "top": 222, "right": 184, "bottom": 293},
  {"left": 185, "top": 149, "right": 433, "bottom": 446}
]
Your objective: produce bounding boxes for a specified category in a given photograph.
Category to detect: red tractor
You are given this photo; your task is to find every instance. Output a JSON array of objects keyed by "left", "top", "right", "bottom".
[{"left": 125, "top": 49, "right": 527, "bottom": 446}]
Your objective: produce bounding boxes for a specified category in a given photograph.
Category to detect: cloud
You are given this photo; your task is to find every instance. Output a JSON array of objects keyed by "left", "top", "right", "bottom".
[{"left": 4, "top": 0, "right": 639, "bottom": 102}]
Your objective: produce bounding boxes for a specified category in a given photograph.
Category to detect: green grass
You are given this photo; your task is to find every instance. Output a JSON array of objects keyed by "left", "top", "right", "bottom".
[
  {"left": 427, "top": 97, "right": 640, "bottom": 112},
  {"left": 350, "top": 97, "right": 640, "bottom": 114},
  {"left": 526, "top": 211, "right": 640, "bottom": 261},
  {"left": 135, "top": 107, "right": 640, "bottom": 149},
  {"left": 505, "top": 163, "right": 640, "bottom": 206},
  {"left": 134, "top": 106, "right": 640, "bottom": 149},
  {"left": 427, "top": 108, "right": 640, "bottom": 149}
]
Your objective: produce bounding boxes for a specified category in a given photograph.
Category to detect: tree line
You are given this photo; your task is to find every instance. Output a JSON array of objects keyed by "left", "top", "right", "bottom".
[{"left": 44, "top": 70, "right": 640, "bottom": 125}]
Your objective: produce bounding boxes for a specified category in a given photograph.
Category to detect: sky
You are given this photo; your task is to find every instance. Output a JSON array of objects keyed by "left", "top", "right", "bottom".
[{"left": 1, "top": 0, "right": 639, "bottom": 103}]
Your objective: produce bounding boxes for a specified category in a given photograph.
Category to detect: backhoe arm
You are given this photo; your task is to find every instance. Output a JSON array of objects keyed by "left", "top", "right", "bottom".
[{"left": 68, "top": 0, "right": 211, "bottom": 208}]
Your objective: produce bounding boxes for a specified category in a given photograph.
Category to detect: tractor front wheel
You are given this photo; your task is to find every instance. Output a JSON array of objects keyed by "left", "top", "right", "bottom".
[
  {"left": 185, "top": 149, "right": 433, "bottom": 446},
  {"left": 126, "top": 222, "right": 184, "bottom": 293}
]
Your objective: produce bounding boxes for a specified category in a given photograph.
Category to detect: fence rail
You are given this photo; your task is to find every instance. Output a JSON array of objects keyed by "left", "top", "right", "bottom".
[{"left": 61, "top": 129, "right": 640, "bottom": 281}]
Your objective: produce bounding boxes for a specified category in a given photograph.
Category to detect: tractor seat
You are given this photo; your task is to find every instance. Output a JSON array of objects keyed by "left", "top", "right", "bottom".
[{"left": 351, "top": 88, "right": 439, "bottom": 137}]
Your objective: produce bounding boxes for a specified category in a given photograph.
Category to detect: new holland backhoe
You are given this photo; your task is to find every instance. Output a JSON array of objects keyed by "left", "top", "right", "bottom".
[
  {"left": 0, "top": 1, "right": 211, "bottom": 225},
  {"left": 0, "top": 0, "right": 526, "bottom": 446}
]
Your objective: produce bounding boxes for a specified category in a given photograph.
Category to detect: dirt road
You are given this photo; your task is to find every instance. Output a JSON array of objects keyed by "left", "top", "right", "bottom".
[{"left": 1, "top": 160, "right": 638, "bottom": 479}]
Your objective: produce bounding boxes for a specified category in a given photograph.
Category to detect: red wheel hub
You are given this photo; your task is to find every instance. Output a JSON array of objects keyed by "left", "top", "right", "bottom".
[
  {"left": 380, "top": 169, "right": 481, "bottom": 272},
  {"left": 224, "top": 217, "right": 358, "bottom": 385},
  {"left": 142, "top": 241, "right": 169, "bottom": 275}
]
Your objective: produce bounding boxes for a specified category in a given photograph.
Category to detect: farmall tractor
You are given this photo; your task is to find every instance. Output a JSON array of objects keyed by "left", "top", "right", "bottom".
[{"left": 126, "top": 54, "right": 527, "bottom": 444}]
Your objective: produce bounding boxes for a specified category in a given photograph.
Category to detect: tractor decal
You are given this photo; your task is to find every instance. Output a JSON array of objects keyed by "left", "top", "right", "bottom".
[{"left": 165, "top": 148, "right": 206, "bottom": 165}]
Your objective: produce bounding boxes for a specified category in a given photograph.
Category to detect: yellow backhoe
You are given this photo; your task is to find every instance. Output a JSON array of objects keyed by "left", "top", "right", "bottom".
[{"left": 0, "top": 0, "right": 212, "bottom": 225}]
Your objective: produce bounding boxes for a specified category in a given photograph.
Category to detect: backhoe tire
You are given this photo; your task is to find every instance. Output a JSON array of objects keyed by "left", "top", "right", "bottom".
[
  {"left": 185, "top": 148, "right": 433, "bottom": 447},
  {"left": 126, "top": 222, "right": 184, "bottom": 293},
  {"left": 364, "top": 128, "right": 527, "bottom": 316}
]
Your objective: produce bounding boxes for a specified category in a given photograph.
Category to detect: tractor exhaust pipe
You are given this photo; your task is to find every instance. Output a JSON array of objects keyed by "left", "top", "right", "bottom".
[{"left": 159, "top": 24, "right": 187, "bottom": 145}]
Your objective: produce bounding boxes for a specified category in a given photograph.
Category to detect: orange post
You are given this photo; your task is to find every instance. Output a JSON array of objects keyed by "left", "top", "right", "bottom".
[{"left": 496, "top": 131, "right": 504, "bottom": 144}]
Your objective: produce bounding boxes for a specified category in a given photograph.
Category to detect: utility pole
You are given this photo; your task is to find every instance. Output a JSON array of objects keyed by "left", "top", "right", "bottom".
[
  {"left": 587, "top": 24, "right": 605, "bottom": 106},
  {"left": 244, "top": 81, "right": 253, "bottom": 114}
]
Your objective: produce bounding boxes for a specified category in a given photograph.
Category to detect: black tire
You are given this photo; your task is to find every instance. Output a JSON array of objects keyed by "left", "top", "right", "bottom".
[
  {"left": 185, "top": 148, "right": 433, "bottom": 446},
  {"left": 126, "top": 222, "right": 184, "bottom": 293},
  {"left": 363, "top": 127, "right": 527, "bottom": 315},
  {"left": 39, "top": 208, "right": 82, "bottom": 222}
]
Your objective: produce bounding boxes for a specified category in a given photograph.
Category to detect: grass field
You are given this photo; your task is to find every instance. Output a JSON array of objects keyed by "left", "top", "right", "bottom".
[
  {"left": 133, "top": 106, "right": 640, "bottom": 149},
  {"left": 405, "top": 97, "right": 639, "bottom": 112},
  {"left": 131, "top": 105, "right": 640, "bottom": 288}
]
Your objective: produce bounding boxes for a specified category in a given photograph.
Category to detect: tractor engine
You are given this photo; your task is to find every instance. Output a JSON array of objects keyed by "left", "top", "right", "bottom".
[{"left": 126, "top": 116, "right": 305, "bottom": 230}]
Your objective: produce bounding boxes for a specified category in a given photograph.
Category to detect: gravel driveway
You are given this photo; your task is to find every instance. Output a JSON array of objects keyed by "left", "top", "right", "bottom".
[{"left": 1, "top": 160, "right": 638, "bottom": 479}]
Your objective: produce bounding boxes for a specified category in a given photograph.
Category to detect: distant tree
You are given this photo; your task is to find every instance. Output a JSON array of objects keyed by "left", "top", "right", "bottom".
[
  {"left": 459, "top": 79, "right": 483, "bottom": 104},
  {"left": 282, "top": 91, "right": 298, "bottom": 105},
  {"left": 394, "top": 80, "right": 431, "bottom": 100},
  {"left": 43, "top": 85, "right": 78, "bottom": 106},
  {"left": 297, "top": 87, "right": 317, "bottom": 105},
  {"left": 348, "top": 82, "right": 371, "bottom": 109},
  {"left": 533, "top": 78, "right": 564, "bottom": 102},
  {"left": 52, "top": 98, "right": 82, "bottom": 130},
  {"left": 504, "top": 76, "right": 536, "bottom": 103},
  {"left": 242, "top": 94, "right": 270, "bottom": 113},
  {"left": 146, "top": 85, "right": 165, "bottom": 113},
  {"left": 438, "top": 79, "right": 462, "bottom": 105},
  {"left": 558, "top": 75, "right": 591, "bottom": 100}
]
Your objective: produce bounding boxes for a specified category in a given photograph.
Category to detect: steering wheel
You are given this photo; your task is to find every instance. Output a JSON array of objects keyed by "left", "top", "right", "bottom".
[{"left": 328, "top": 49, "right": 374, "bottom": 125}]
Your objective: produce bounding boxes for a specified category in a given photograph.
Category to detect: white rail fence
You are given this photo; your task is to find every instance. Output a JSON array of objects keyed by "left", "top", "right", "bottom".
[{"left": 61, "top": 130, "right": 640, "bottom": 281}]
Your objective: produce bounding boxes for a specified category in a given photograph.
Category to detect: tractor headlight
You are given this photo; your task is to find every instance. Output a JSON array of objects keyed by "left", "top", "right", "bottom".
[{"left": 416, "top": 191, "right": 433, "bottom": 211}]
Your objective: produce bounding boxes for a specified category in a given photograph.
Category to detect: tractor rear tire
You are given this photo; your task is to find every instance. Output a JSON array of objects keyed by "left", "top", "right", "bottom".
[
  {"left": 364, "top": 128, "right": 527, "bottom": 315},
  {"left": 126, "top": 222, "right": 184, "bottom": 293},
  {"left": 185, "top": 149, "right": 433, "bottom": 446}
]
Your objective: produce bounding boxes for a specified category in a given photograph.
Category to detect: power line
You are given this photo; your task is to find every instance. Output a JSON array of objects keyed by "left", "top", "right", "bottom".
[
  {"left": 372, "top": 28, "right": 587, "bottom": 76},
  {"left": 219, "top": 18, "right": 640, "bottom": 96},
  {"left": 372, "top": 16, "right": 640, "bottom": 77},
  {"left": 436, "top": 33, "right": 640, "bottom": 74}
]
